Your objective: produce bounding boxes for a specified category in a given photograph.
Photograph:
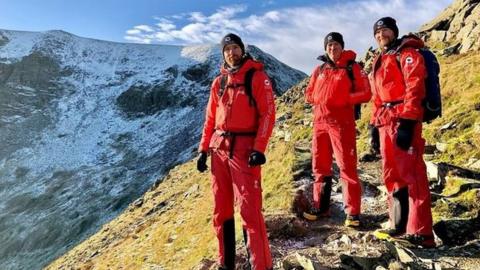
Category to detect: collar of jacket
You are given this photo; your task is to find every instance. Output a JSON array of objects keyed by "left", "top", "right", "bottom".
[
  {"left": 220, "top": 54, "right": 264, "bottom": 75},
  {"left": 317, "top": 50, "right": 357, "bottom": 68},
  {"left": 383, "top": 35, "right": 424, "bottom": 54}
]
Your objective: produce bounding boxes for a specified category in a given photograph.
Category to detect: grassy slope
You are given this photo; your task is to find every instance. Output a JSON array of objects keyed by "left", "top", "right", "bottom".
[
  {"left": 47, "top": 52, "right": 480, "bottom": 269},
  {"left": 422, "top": 52, "right": 480, "bottom": 164}
]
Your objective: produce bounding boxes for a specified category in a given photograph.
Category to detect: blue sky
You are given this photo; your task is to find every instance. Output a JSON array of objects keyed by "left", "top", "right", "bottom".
[{"left": 0, "top": 0, "right": 452, "bottom": 72}]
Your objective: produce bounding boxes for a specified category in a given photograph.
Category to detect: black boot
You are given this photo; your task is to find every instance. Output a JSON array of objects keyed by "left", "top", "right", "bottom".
[
  {"left": 303, "top": 176, "right": 332, "bottom": 221},
  {"left": 375, "top": 187, "right": 409, "bottom": 238},
  {"left": 242, "top": 228, "right": 252, "bottom": 270},
  {"left": 221, "top": 218, "right": 235, "bottom": 270}
]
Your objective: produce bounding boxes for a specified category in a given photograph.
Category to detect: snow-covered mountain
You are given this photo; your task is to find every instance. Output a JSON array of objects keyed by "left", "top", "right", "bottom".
[{"left": 0, "top": 29, "right": 306, "bottom": 270}]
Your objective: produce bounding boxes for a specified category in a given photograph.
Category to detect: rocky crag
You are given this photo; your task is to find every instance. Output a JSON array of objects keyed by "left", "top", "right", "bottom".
[{"left": 420, "top": 0, "right": 480, "bottom": 55}]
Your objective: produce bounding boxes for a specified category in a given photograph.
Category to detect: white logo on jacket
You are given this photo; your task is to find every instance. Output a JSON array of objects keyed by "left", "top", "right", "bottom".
[{"left": 405, "top": 57, "right": 414, "bottom": 65}]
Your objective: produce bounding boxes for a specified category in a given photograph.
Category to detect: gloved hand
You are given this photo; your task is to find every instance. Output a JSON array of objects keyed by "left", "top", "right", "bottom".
[
  {"left": 196, "top": 151, "right": 208, "bottom": 172},
  {"left": 396, "top": 119, "right": 416, "bottom": 151},
  {"left": 248, "top": 151, "right": 266, "bottom": 167},
  {"left": 368, "top": 124, "right": 380, "bottom": 154}
]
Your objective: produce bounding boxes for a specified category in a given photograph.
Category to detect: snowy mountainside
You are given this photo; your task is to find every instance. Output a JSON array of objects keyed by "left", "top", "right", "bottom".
[{"left": 0, "top": 29, "right": 305, "bottom": 269}]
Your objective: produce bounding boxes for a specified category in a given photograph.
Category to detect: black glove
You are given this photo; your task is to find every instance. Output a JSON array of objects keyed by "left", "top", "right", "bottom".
[
  {"left": 396, "top": 119, "right": 416, "bottom": 151},
  {"left": 196, "top": 151, "right": 208, "bottom": 172},
  {"left": 248, "top": 151, "right": 266, "bottom": 167},
  {"left": 368, "top": 124, "right": 380, "bottom": 154}
]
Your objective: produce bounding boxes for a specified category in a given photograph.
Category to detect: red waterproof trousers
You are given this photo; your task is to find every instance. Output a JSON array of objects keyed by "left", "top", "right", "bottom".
[
  {"left": 377, "top": 108, "right": 433, "bottom": 236},
  {"left": 312, "top": 116, "right": 361, "bottom": 215},
  {"left": 210, "top": 131, "right": 272, "bottom": 269}
]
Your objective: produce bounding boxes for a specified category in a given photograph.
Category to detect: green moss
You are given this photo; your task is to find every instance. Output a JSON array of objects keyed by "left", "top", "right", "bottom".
[
  {"left": 442, "top": 177, "right": 467, "bottom": 196},
  {"left": 432, "top": 200, "right": 455, "bottom": 223},
  {"left": 453, "top": 189, "right": 480, "bottom": 209}
]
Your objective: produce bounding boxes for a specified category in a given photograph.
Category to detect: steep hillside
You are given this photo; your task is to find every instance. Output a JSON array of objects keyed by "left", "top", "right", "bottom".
[
  {"left": 46, "top": 78, "right": 311, "bottom": 270},
  {"left": 0, "top": 29, "right": 305, "bottom": 270},
  {"left": 46, "top": 0, "right": 480, "bottom": 268}
]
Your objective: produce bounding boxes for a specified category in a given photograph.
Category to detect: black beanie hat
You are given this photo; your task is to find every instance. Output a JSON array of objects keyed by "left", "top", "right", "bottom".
[
  {"left": 221, "top": 33, "right": 245, "bottom": 55},
  {"left": 373, "top": 17, "right": 399, "bottom": 38},
  {"left": 324, "top": 32, "right": 344, "bottom": 49}
]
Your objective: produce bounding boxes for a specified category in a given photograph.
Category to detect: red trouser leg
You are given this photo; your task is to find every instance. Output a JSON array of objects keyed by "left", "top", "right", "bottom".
[
  {"left": 211, "top": 136, "right": 272, "bottom": 270},
  {"left": 312, "top": 122, "right": 361, "bottom": 215},
  {"left": 312, "top": 122, "right": 333, "bottom": 209},
  {"left": 230, "top": 137, "right": 272, "bottom": 270},
  {"left": 211, "top": 149, "right": 235, "bottom": 267},
  {"left": 379, "top": 121, "right": 433, "bottom": 236},
  {"left": 329, "top": 121, "right": 361, "bottom": 216}
]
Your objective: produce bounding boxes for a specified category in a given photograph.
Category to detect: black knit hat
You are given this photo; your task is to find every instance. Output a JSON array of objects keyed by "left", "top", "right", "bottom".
[
  {"left": 324, "top": 32, "right": 344, "bottom": 49},
  {"left": 373, "top": 17, "right": 399, "bottom": 38},
  {"left": 221, "top": 33, "right": 245, "bottom": 55}
]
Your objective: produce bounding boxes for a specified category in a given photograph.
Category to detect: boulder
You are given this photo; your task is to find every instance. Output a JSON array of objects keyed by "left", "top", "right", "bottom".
[
  {"left": 433, "top": 215, "right": 480, "bottom": 246},
  {"left": 282, "top": 252, "right": 327, "bottom": 270},
  {"left": 291, "top": 189, "right": 310, "bottom": 217}
]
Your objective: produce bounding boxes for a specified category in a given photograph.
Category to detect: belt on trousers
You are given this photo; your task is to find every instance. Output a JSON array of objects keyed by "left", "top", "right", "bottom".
[
  {"left": 216, "top": 130, "right": 256, "bottom": 159},
  {"left": 382, "top": 100, "right": 403, "bottom": 108}
]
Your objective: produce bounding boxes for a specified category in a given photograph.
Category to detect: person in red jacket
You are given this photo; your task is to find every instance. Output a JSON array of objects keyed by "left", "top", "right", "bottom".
[
  {"left": 303, "top": 32, "right": 371, "bottom": 227},
  {"left": 196, "top": 33, "right": 275, "bottom": 270},
  {"left": 370, "top": 17, "right": 435, "bottom": 248}
]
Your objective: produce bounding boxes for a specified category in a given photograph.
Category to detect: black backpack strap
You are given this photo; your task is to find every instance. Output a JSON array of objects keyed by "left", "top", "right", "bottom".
[
  {"left": 320, "top": 62, "right": 327, "bottom": 71},
  {"left": 346, "top": 60, "right": 355, "bottom": 81},
  {"left": 218, "top": 74, "right": 228, "bottom": 97},
  {"left": 244, "top": 68, "right": 257, "bottom": 108},
  {"left": 344, "top": 60, "right": 362, "bottom": 121}
]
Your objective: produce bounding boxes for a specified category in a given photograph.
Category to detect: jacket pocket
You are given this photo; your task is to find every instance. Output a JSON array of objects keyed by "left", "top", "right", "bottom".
[{"left": 209, "top": 132, "right": 224, "bottom": 149}]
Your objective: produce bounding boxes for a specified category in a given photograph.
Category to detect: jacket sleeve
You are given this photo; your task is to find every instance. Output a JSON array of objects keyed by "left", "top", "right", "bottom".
[
  {"left": 198, "top": 77, "right": 219, "bottom": 152},
  {"left": 369, "top": 71, "right": 382, "bottom": 125},
  {"left": 304, "top": 66, "right": 320, "bottom": 104},
  {"left": 348, "top": 63, "right": 372, "bottom": 105},
  {"left": 398, "top": 48, "right": 426, "bottom": 120},
  {"left": 251, "top": 71, "right": 276, "bottom": 153}
]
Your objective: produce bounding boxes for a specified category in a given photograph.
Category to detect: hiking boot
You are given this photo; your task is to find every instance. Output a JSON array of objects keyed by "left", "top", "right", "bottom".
[
  {"left": 392, "top": 234, "right": 436, "bottom": 249},
  {"left": 302, "top": 208, "right": 330, "bottom": 221},
  {"left": 344, "top": 215, "right": 361, "bottom": 228}
]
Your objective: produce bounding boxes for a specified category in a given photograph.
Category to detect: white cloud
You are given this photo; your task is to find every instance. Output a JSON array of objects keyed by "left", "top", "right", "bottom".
[
  {"left": 134, "top": 25, "right": 155, "bottom": 32},
  {"left": 124, "top": 0, "right": 452, "bottom": 73}
]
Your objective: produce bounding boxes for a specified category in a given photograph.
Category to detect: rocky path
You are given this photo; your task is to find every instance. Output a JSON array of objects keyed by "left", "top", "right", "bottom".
[{"left": 195, "top": 141, "right": 480, "bottom": 270}]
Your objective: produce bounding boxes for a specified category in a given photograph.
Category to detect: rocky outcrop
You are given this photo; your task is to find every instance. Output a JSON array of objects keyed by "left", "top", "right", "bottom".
[{"left": 420, "top": 0, "right": 480, "bottom": 54}]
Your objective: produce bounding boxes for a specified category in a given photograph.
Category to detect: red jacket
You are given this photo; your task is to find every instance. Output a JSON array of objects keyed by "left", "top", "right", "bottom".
[
  {"left": 305, "top": 50, "right": 371, "bottom": 122},
  {"left": 370, "top": 37, "right": 426, "bottom": 124},
  {"left": 199, "top": 58, "right": 276, "bottom": 153}
]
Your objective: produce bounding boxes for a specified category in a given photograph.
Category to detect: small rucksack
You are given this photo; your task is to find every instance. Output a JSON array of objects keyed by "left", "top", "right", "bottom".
[
  {"left": 218, "top": 68, "right": 276, "bottom": 108},
  {"left": 320, "top": 60, "right": 362, "bottom": 120},
  {"left": 418, "top": 48, "right": 442, "bottom": 122},
  {"left": 395, "top": 37, "right": 442, "bottom": 123}
]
